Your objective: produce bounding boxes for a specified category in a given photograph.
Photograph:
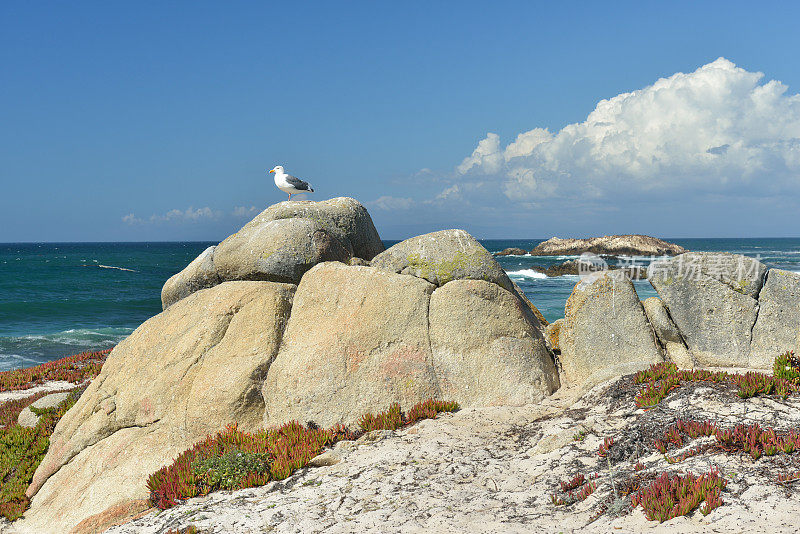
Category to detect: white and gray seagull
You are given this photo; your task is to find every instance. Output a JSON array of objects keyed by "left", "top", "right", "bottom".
[{"left": 268, "top": 165, "right": 314, "bottom": 200}]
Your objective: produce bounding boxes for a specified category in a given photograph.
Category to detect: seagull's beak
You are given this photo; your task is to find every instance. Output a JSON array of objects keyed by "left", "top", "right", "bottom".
[{"left": 268, "top": 169, "right": 275, "bottom": 173}]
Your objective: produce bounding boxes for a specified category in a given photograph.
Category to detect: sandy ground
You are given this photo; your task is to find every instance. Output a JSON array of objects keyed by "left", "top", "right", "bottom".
[
  {"left": 0, "top": 381, "right": 79, "bottom": 404},
  {"left": 103, "top": 372, "right": 800, "bottom": 534}
]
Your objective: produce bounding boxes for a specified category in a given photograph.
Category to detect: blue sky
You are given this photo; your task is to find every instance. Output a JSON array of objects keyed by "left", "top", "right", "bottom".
[{"left": 1, "top": 1, "right": 799, "bottom": 242}]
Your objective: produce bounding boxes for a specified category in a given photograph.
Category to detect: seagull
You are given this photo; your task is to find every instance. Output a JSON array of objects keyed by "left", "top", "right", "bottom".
[{"left": 268, "top": 165, "right": 314, "bottom": 200}]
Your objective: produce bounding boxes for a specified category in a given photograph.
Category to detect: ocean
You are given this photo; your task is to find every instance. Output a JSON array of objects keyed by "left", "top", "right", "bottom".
[{"left": 1, "top": 239, "right": 799, "bottom": 371}]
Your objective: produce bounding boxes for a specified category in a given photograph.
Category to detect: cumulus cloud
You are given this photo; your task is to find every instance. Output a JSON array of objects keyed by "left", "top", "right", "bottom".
[{"left": 456, "top": 58, "right": 800, "bottom": 203}]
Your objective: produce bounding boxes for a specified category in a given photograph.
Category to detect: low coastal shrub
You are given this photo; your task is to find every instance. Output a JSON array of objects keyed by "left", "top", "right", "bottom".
[
  {"left": 633, "top": 356, "right": 799, "bottom": 408},
  {"left": 0, "top": 387, "right": 83, "bottom": 520},
  {"left": 630, "top": 470, "right": 726, "bottom": 522},
  {"left": 654, "top": 418, "right": 800, "bottom": 461},
  {"left": 550, "top": 472, "right": 598, "bottom": 506},
  {"left": 0, "top": 349, "right": 111, "bottom": 392},
  {"left": 773, "top": 351, "right": 800, "bottom": 384},
  {"left": 0, "top": 392, "right": 50, "bottom": 429},
  {"left": 147, "top": 399, "right": 460, "bottom": 510}
]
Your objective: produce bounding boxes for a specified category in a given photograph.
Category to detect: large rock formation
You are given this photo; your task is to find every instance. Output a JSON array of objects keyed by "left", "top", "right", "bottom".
[
  {"left": 560, "top": 270, "right": 662, "bottom": 385},
  {"left": 750, "top": 269, "right": 800, "bottom": 368},
  {"left": 161, "top": 197, "right": 383, "bottom": 309},
  {"left": 15, "top": 200, "right": 556, "bottom": 532},
  {"left": 648, "top": 252, "right": 766, "bottom": 367},
  {"left": 371, "top": 229, "right": 514, "bottom": 291},
  {"left": 263, "top": 263, "right": 439, "bottom": 428},
  {"left": 642, "top": 297, "right": 694, "bottom": 369},
  {"left": 428, "top": 279, "right": 559, "bottom": 407},
  {"left": 19, "top": 282, "right": 295, "bottom": 533},
  {"left": 530, "top": 235, "right": 685, "bottom": 256},
  {"left": 213, "top": 217, "right": 351, "bottom": 283},
  {"left": 371, "top": 229, "right": 548, "bottom": 327},
  {"left": 160, "top": 246, "right": 220, "bottom": 310},
  {"left": 263, "top": 263, "right": 558, "bottom": 427}
]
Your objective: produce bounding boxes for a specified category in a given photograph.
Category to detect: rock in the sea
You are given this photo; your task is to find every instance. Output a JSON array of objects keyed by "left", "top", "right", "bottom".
[
  {"left": 750, "top": 269, "right": 800, "bottom": 368},
  {"left": 160, "top": 197, "right": 382, "bottom": 309},
  {"left": 493, "top": 247, "right": 528, "bottom": 256},
  {"left": 263, "top": 262, "right": 439, "bottom": 428},
  {"left": 648, "top": 252, "right": 766, "bottom": 367},
  {"left": 428, "top": 279, "right": 559, "bottom": 408},
  {"left": 20, "top": 281, "right": 295, "bottom": 534},
  {"left": 530, "top": 235, "right": 685, "bottom": 256},
  {"left": 371, "top": 229, "right": 514, "bottom": 291},
  {"left": 161, "top": 246, "right": 220, "bottom": 309},
  {"left": 214, "top": 217, "right": 351, "bottom": 284},
  {"left": 560, "top": 270, "right": 662, "bottom": 386}
]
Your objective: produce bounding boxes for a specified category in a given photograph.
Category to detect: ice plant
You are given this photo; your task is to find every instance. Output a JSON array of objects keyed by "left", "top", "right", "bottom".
[
  {"left": 598, "top": 437, "right": 614, "bottom": 458},
  {"left": 148, "top": 399, "right": 459, "bottom": 510},
  {"left": 0, "top": 388, "right": 83, "bottom": 520},
  {"left": 630, "top": 470, "right": 726, "bottom": 522},
  {"left": 560, "top": 473, "right": 586, "bottom": 492},
  {"left": 634, "top": 355, "right": 799, "bottom": 409},
  {"left": 773, "top": 351, "right": 800, "bottom": 384},
  {"left": 0, "top": 349, "right": 111, "bottom": 392}
]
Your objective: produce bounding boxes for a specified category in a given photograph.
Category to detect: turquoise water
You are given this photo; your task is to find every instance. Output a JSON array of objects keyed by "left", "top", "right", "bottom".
[{"left": 1, "top": 239, "right": 799, "bottom": 371}]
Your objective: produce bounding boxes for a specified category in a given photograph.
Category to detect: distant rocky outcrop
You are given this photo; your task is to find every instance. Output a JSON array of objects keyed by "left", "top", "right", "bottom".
[
  {"left": 529, "top": 258, "right": 647, "bottom": 279},
  {"left": 530, "top": 235, "right": 686, "bottom": 256},
  {"left": 493, "top": 247, "right": 528, "bottom": 256}
]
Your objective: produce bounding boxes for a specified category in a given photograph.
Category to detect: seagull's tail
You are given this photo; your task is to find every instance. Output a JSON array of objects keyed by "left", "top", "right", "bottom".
[{"left": 309, "top": 187, "right": 315, "bottom": 193}]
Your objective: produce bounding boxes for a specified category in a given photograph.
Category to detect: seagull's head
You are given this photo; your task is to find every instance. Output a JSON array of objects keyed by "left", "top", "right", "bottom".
[{"left": 268, "top": 165, "right": 284, "bottom": 174}]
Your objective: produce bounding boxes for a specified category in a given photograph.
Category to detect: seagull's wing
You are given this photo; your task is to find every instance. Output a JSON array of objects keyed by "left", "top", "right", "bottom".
[{"left": 286, "top": 174, "right": 313, "bottom": 191}]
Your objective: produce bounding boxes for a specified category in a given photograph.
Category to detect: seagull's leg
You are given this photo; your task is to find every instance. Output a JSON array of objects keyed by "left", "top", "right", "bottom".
[{"left": 288, "top": 193, "right": 292, "bottom": 200}]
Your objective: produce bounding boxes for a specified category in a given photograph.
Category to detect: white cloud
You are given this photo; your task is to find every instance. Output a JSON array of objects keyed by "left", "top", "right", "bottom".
[
  {"left": 456, "top": 58, "right": 800, "bottom": 202},
  {"left": 435, "top": 184, "right": 462, "bottom": 201},
  {"left": 123, "top": 206, "right": 224, "bottom": 225},
  {"left": 121, "top": 213, "right": 143, "bottom": 225},
  {"left": 152, "top": 207, "right": 221, "bottom": 222},
  {"left": 367, "top": 196, "right": 415, "bottom": 210},
  {"left": 232, "top": 206, "right": 259, "bottom": 218}
]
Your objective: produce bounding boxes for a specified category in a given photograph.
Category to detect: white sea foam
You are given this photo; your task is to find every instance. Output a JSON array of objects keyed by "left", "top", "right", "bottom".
[
  {"left": 506, "top": 269, "right": 548, "bottom": 279},
  {"left": 17, "top": 327, "right": 134, "bottom": 346},
  {"left": 96, "top": 264, "right": 137, "bottom": 272}
]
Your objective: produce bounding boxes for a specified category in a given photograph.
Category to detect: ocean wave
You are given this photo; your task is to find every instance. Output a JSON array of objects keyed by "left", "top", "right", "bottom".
[
  {"left": 0, "top": 327, "right": 132, "bottom": 371},
  {"left": 81, "top": 264, "right": 138, "bottom": 272},
  {"left": 14, "top": 327, "right": 134, "bottom": 346},
  {"left": 506, "top": 269, "right": 548, "bottom": 279}
]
